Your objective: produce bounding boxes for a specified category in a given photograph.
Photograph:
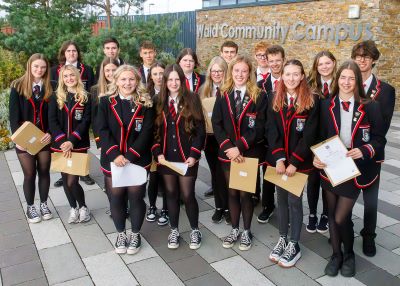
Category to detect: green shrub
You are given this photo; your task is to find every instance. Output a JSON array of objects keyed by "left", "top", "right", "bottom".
[
  {"left": 0, "top": 47, "right": 25, "bottom": 90},
  {"left": 0, "top": 88, "right": 14, "bottom": 151}
]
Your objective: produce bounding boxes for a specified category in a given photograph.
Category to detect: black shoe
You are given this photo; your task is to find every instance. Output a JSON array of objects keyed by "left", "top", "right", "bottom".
[
  {"left": 306, "top": 214, "right": 318, "bottom": 233},
  {"left": 204, "top": 188, "right": 214, "bottom": 197},
  {"left": 341, "top": 253, "right": 355, "bottom": 277},
  {"left": 146, "top": 206, "right": 157, "bottom": 222},
  {"left": 317, "top": 215, "right": 329, "bottom": 234},
  {"left": 212, "top": 209, "right": 223, "bottom": 223},
  {"left": 158, "top": 209, "right": 169, "bottom": 226},
  {"left": 80, "top": 175, "right": 95, "bottom": 185},
  {"left": 257, "top": 207, "right": 274, "bottom": 224},
  {"left": 53, "top": 177, "right": 63, "bottom": 188},
  {"left": 324, "top": 254, "right": 342, "bottom": 277},
  {"left": 278, "top": 241, "right": 301, "bottom": 268},
  {"left": 362, "top": 236, "right": 376, "bottom": 257},
  {"left": 224, "top": 210, "right": 231, "bottom": 225}
]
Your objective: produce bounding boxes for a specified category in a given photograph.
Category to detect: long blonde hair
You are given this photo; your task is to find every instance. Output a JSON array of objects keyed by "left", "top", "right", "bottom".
[
  {"left": 11, "top": 53, "right": 52, "bottom": 100},
  {"left": 56, "top": 65, "right": 88, "bottom": 109},
  {"left": 200, "top": 56, "right": 227, "bottom": 99},
  {"left": 106, "top": 65, "right": 152, "bottom": 108},
  {"left": 221, "top": 55, "right": 260, "bottom": 102}
]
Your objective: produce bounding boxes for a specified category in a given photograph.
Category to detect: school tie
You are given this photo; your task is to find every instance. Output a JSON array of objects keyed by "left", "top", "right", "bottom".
[
  {"left": 341, "top": 101, "right": 351, "bottom": 112},
  {"left": 215, "top": 86, "right": 220, "bottom": 97},
  {"left": 273, "top": 80, "right": 279, "bottom": 91},
  {"left": 185, "top": 78, "right": 191, "bottom": 91},
  {"left": 286, "top": 96, "right": 294, "bottom": 124},
  {"left": 169, "top": 99, "right": 177, "bottom": 120},
  {"left": 261, "top": 73, "right": 268, "bottom": 80},
  {"left": 323, "top": 82, "right": 329, "bottom": 97},
  {"left": 235, "top": 90, "right": 242, "bottom": 122},
  {"left": 33, "top": 85, "right": 40, "bottom": 99}
]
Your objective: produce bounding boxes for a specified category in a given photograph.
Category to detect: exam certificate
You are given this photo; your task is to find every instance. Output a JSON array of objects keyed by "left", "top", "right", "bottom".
[{"left": 311, "top": 135, "right": 361, "bottom": 186}]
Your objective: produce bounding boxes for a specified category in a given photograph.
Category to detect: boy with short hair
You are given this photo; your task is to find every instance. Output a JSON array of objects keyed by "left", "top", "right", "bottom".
[
  {"left": 139, "top": 41, "right": 157, "bottom": 86},
  {"left": 220, "top": 41, "right": 238, "bottom": 64}
]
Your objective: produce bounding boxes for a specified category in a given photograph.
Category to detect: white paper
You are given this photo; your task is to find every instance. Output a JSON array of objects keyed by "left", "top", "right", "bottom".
[
  {"left": 111, "top": 163, "right": 147, "bottom": 187},
  {"left": 67, "top": 160, "right": 72, "bottom": 167},
  {"left": 281, "top": 174, "right": 288, "bottom": 181},
  {"left": 170, "top": 162, "right": 188, "bottom": 176},
  {"left": 239, "top": 171, "right": 248, "bottom": 177},
  {"left": 28, "top": 136, "right": 37, "bottom": 144},
  {"left": 312, "top": 136, "right": 359, "bottom": 186}
]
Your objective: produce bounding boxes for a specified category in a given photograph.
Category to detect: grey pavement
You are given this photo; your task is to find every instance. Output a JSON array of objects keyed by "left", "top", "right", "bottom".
[{"left": 1, "top": 114, "right": 400, "bottom": 285}]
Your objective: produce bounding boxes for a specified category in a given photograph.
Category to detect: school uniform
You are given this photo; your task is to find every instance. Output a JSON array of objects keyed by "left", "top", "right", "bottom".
[
  {"left": 48, "top": 92, "right": 91, "bottom": 153},
  {"left": 257, "top": 73, "right": 280, "bottom": 96},
  {"left": 95, "top": 58, "right": 124, "bottom": 83},
  {"left": 98, "top": 95, "right": 154, "bottom": 175},
  {"left": 152, "top": 94, "right": 206, "bottom": 177},
  {"left": 50, "top": 62, "right": 95, "bottom": 92},
  {"left": 89, "top": 85, "right": 101, "bottom": 148},
  {"left": 255, "top": 67, "right": 270, "bottom": 82},
  {"left": 318, "top": 95, "right": 386, "bottom": 199},
  {"left": 138, "top": 65, "right": 150, "bottom": 86},
  {"left": 185, "top": 72, "right": 205, "bottom": 95}
]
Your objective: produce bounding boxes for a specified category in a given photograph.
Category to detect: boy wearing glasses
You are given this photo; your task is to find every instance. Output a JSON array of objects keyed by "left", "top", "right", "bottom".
[
  {"left": 254, "top": 41, "right": 270, "bottom": 82},
  {"left": 351, "top": 40, "right": 395, "bottom": 257}
]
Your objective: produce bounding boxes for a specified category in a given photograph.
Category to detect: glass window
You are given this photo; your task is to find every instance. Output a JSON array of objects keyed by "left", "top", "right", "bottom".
[
  {"left": 220, "top": 0, "right": 236, "bottom": 5},
  {"left": 203, "top": 0, "right": 220, "bottom": 7},
  {"left": 238, "top": 0, "right": 255, "bottom": 3}
]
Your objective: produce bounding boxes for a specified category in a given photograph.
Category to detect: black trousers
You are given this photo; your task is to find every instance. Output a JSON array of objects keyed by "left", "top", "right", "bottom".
[
  {"left": 360, "top": 169, "right": 380, "bottom": 238},
  {"left": 306, "top": 169, "right": 328, "bottom": 216},
  {"left": 255, "top": 165, "right": 275, "bottom": 209}
]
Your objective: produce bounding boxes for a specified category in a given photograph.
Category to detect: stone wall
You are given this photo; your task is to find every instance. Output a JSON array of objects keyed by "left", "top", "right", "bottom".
[{"left": 196, "top": 0, "right": 400, "bottom": 110}]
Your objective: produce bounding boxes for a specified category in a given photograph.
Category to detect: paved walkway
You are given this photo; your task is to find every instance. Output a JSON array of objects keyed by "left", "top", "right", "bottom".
[{"left": 1, "top": 114, "right": 400, "bottom": 286}]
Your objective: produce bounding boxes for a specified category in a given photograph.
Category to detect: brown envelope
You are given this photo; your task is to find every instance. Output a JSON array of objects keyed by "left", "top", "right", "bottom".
[
  {"left": 264, "top": 166, "right": 308, "bottom": 197},
  {"left": 229, "top": 157, "right": 259, "bottom": 193},
  {"left": 11, "top": 121, "right": 48, "bottom": 155},
  {"left": 51, "top": 152, "right": 90, "bottom": 176},
  {"left": 159, "top": 158, "right": 188, "bottom": 176},
  {"left": 201, "top": 97, "right": 216, "bottom": 134},
  {"left": 150, "top": 160, "right": 158, "bottom": 172}
]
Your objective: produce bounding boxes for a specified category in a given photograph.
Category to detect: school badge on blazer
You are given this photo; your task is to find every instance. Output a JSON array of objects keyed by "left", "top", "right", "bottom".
[
  {"left": 135, "top": 118, "right": 143, "bottom": 132},
  {"left": 75, "top": 109, "right": 83, "bottom": 120},
  {"left": 362, "top": 128, "right": 370, "bottom": 142},
  {"left": 246, "top": 113, "right": 256, "bottom": 128},
  {"left": 296, "top": 118, "right": 306, "bottom": 131}
]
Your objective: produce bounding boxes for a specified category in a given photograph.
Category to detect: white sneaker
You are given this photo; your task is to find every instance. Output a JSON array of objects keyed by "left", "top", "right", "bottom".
[
  {"left": 68, "top": 207, "right": 80, "bottom": 224},
  {"left": 79, "top": 206, "right": 91, "bottom": 223}
]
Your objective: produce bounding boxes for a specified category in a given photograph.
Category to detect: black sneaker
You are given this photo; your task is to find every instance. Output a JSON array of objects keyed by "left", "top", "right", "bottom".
[
  {"left": 362, "top": 236, "right": 376, "bottom": 257},
  {"left": 80, "top": 175, "right": 95, "bottom": 185},
  {"left": 278, "top": 241, "right": 301, "bottom": 268},
  {"left": 317, "top": 215, "right": 329, "bottom": 234},
  {"left": 224, "top": 210, "right": 231, "bottom": 225},
  {"left": 239, "top": 230, "right": 253, "bottom": 251},
  {"left": 127, "top": 232, "right": 141, "bottom": 255},
  {"left": 222, "top": 228, "right": 240, "bottom": 248},
  {"left": 158, "top": 209, "right": 169, "bottom": 226},
  {"left": 26, "top": 205, "right": 41, "bottom": 223},
  {"left": 324, "top": 254, "right": 342, "bottom": 277},
  {"left": 306, "top": 214, "right": 318, "bottom": 233},
  {"left": 257, "top": 207, "right": 274, "bottom": 224},
  {"left": 341, "top": 252, "right": 355, "bottom": 277},
  {"left": 189, "top": 229, "right": 202, "bottom": 249},
  {"left": 115, "top": 232, "right": 127, "bottom": 254},
  {"left": 53, "top": 177, "right": 63, "bottom": 188},
  {"left": 146, "top": 206, "right": 157, "bottom": 222},
  {"left": 212, "top": 209, "right": 223, "bottom": 223},
  {"left": 40, "top": 202, "right": 53, "bottom": 220},
  {"left": 168, "top": 228, "right": 180, "bottom": 249},
  {"left": 204, "top": 188, "right": 214, "bottom": 197},
  {"left": 269, "top": 236, "right": 287, "bottom": 263}
]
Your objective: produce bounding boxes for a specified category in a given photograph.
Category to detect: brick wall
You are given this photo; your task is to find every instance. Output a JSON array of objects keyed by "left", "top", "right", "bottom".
[{"left": 196, "top": 0, "right": 400, "bottom": 110}]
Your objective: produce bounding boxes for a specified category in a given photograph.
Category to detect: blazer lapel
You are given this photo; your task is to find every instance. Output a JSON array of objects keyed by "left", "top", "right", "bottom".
[
  {"left": 329, "top": 96, "right": 341, "bottom": 134},
  {"left": 110, "top": 97, "right": 123, "bottom": 127},
  {"left": 351, "top": 101, "right": 365, "bottom": 147}
]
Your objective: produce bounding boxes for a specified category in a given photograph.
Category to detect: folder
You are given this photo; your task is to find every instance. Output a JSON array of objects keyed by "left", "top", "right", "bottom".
[
  {"left": 11, "top": 121, "right": 49, "bottom": 155},
  {"left": 201, "top": 97, "right": 216, "bottom": 134},
  {"left": 159, "top": 158, "right": 188, "bottom": 176},
  {"left": 264, "top": 166, "right": 308, "bottom": 197},
  {"left": 229, "top": 157, "right": 259, "bottom": 193},
  {"left": 50, "top": 152, "right": 90, "bottom": 176}
]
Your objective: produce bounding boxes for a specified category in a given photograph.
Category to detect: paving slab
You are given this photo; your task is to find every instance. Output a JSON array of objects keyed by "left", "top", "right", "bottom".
[
  {"left": 1, "top": 259, "right": 45, "bottom": 286},
  {"left": 153, "top": 239, "right": 196, "bottom": 263},
  {"left": 317, "top": 275, "right": 366, "bottom": 286},
  {"left": 83, "top": 251, "right": 138, "bottom": 286},
  {"left": 14, "top": 277, "right": 49, "bottom": 286},
  {"left": 185, "top": 271, "right": 230, "bottom": 286},
  {"left": 0, "top": 243, "right": 38, "bottom": 268},
  {"left": 232, "top": 237, "right": 275, "bottom": 270},
  {"left": 0, "top": 219, "right": 29, "bottom": 236},
  {"left": 0, "top": 208, "right": 25, "bottom": 224},
  {"left": 39, "top": 243, "right": 87, "bottom": 285},
  {"left": 29, "top": 218, "right": 71, "bottom": 250},
  {"left": 260, "top": 264, "right": 320, "bottom": 286},
  {"left": 295, "top": 244, "right": 327, "bottom": 279},
  {"left": 356, "top": 268, "right": 400, "bottom": 286},
  {"left": 53, "top": 276, "right": 94, "bottom": 286},
  {"left": 55, "top": 205, "right": 96, "bottom": 230},
  {"left": 168, "top": 253, "right": 215, "bottom": 281},
  {"left": 83, "top": 189, "right": 110, "bottom": 210},
  {"left": 199, "top": 209, "right": 232, "bottom": 239}
]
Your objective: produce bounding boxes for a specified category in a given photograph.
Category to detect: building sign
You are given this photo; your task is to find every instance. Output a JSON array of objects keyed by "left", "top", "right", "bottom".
[{"left": 197, "top": 21, "right": 373, "bottom": 45}]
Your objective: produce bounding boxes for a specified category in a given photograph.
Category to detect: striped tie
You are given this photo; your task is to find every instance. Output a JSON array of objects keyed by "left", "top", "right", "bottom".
[
  {"left": 323, "top": 82, "right": 329, "bottom": 97},
  {"left": 341, "top": 101, "right": 350, "bottom": 112},
  {"left": 235, "top": 90, "right": 242, "bottom": 122},
  {"left": 169, "top": 99, "right": 177, "bottom": 120},
  {"left": 286, "top": 96, "right": 294, "bottom": 127}
]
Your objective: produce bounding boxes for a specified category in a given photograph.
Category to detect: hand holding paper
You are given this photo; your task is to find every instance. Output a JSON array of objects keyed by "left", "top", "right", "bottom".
[
  {"left": 111, "top": 163, "right": 147, "bottom": 187},
  {"left": 159, "top": 158, "right": 188, "bottom": 176}
]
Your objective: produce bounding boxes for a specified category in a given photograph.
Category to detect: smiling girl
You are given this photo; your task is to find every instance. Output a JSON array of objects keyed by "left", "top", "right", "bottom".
[{"left": 176, "top": 48, "right": 205, "bottom": 94}]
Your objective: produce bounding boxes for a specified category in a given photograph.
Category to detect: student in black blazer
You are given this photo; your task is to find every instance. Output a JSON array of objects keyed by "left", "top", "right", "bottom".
[
  {"left": 98, "top": 65, "right": 154, "bottom": 255},
  {"left": 268, "top": 60, "right": 319, "bottom": 268},
  {"left": 305, "top": 50, "right": 337, "bottom": 234},
  {"left": 50, "top": 40, "right": 96, "bottom": 186},
  {"left": 138, "top": 41, "right": 157, "bottom": 86},
  {"left": 199, "top": 56, "right": 229, "bottom": 224},
  {"left": 315, "top": 61, "right": 386, "bottom": 277},
  {"left": 176, "top": 48, "right": 205, "bottom": 95},
  {"left": 95, "top": 37, "right": 124, "bottom": 82},
  {"left": 212, "top": 55, "right": 267, "bottom": 251},
  {"left": 351, "top": 40, "right": 396, "bottom": 257},
  {"left": 9, "top": 53, "right": 53, "bottom": 224},
  {"left": 145, "top": 62, "right": 169, "bottom": 227},
  {"left": 48, "top": 65, "right": 92, "bottom": 224},
  {"left": 152, "top": 64, "right": 206, "bottom": 250}
]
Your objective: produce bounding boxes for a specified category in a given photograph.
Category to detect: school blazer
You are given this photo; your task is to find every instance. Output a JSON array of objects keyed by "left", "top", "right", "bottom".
[
  {"left": 50, "top": 62, "right": 95, "bottom": 92},
  {"left": 90, "top": 85, "right": 101, "bottom": 148},
  {"left": 152, "top": 95, "right": 206, "bottom": 162},
  {"left": 98, "top": 96, "right": 155, "bottom": 173},
  {"left": 138, "top": 65, "right": 148, "bottom": 85},
  {"left": 9, "top": 87, "right": 50, "bottom": 134},
  {"left": 191, "top": 72, "right": 205, "bottom": 95},
  {"left": 257, "top": 73, "right": 273, "bottom": 95},
  {"left": 319, "top": 95, "right": 386, "bottom": 188},
  {"left": 267, "top": 94, "right": 320, "bottom": 172},
  {"left": 48, "top": 93, "right": 91, "bottom": 152},
  {"left": 212, "top": 90, "right": 267, "bottom": 163}
]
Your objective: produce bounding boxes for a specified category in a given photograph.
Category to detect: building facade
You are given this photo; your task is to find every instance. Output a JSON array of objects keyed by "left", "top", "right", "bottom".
[{"left": 196, "top": 0, "right": 399, "bottom": 110}]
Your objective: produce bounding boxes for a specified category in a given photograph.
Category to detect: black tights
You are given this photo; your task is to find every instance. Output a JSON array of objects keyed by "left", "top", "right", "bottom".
[
  {"left": 61, "top": 173, "right": 86, "bottom": 209},
  {"left": 325, "top": 190, "right": 357, "bottom": 258},
  {"left": 17, "top": 150, "right": 51, "bottom": 205},
  {"left": 163, "top": 175, "right": 198, "bottom": 229},
  {"left": 223, "top": 168, "right": 253, "bottom": 230},
  {"left": 148, "top": 171, "right": 167, "bottom": 210},
  {"left": 104, "top": 176, "right": 146, "bottom": 233},
  {"left": 307, "top": 169, "right": 328, "bottom": 216}
]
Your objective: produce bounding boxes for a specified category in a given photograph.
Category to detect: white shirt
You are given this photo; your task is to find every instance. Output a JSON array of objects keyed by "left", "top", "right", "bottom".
[
  {"left": 154, "top": 88, "right": 160, "bottom": 95},
  {"left": 186, "top": 74, "right": 193, "bottom": 91},
  {"left": 212, "top": 83, "right": 220, "bottom": 97},
  {"left": 168, "top": 95, "right": 179, "bottom": 112},
  {"left": 286, "top": 93, "right": 296, "bottom": 105},
  {"left": 234, "top": 86, "right": 246, "bottom": 101},
  {"left": 363, "top": 74, "right": 373, "bottom": 94},
  {"left": 339, "top": 96, "right": 355, "bottom": 148},
  {"left": 271, "top": 74, "right": 280, "bottom": 92},
  {"left": 143, "top": 65, "right": 150, "bottom": 82},
  {"left": 321, "top": 77, "right": 333, "bottom": 94},
  {"left": 65, "top": 61, "right": 78, "bottom": 68},
  {"left": 119, "top": 94, "right": 132, "bottom": 101},
  {"left": 256, "top": 67, "right": 271, "bottom": 82}
]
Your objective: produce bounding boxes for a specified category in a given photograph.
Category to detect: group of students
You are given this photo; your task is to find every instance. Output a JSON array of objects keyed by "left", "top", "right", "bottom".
[{"left": 9, "top": 37, "right": 395, "bottom": 277}]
